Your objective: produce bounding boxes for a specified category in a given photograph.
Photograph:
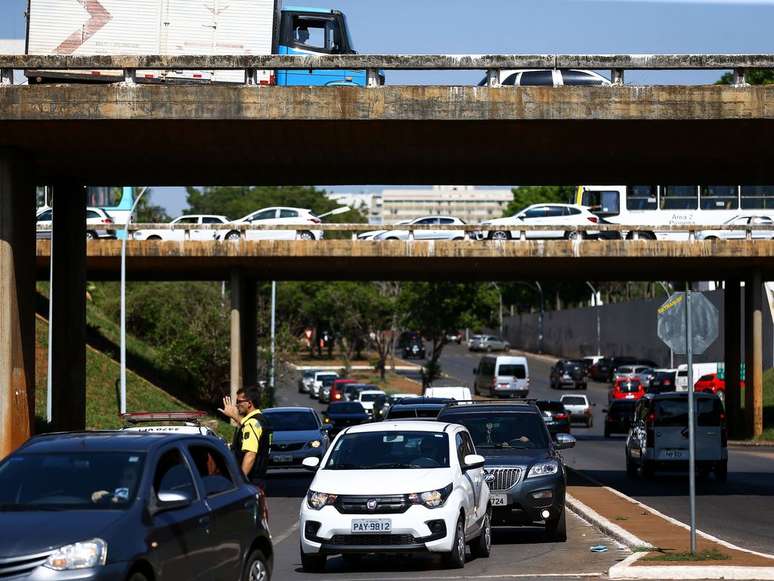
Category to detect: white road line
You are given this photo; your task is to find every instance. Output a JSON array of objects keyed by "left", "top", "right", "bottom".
[
  {"left": 272, "top": 522, "right": 299, "bottom": 545},
  {"left": 345, "top": 575, "right": 604, "bottom": 580}
]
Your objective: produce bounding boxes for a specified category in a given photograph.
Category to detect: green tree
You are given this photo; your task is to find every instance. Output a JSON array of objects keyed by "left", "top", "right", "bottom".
[
  {"left": 135, "top": 189, "right": 170, "bottom": 223},
  {"left": 400, "top": 282, "right": 498, "bottom": 386},
  {"left": 502, "top": 186, "right": 576, "bottom": 217},
  {"left": 717, "top": 69, "right": 774, "bottom": 85}
]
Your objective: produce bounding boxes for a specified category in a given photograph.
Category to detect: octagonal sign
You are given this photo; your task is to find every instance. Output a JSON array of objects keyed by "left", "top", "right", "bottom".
[{"left": 657, "top": 292, "right": 719, "bottom": 355}]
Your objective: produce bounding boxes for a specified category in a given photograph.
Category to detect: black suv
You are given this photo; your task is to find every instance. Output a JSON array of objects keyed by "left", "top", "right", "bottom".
[
  {"left": 384, "top": 397, "right": 451, "bottom": 419},
  {"left": 436, "top": 401, "right": 575, "bottom": 541},
  {"left": 550, "top": 360, "right": 587, "bottom": 390}
]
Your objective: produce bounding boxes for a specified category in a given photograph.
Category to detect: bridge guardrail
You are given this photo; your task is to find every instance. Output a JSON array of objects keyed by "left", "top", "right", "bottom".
[
  {"left": 3, "top": 54, "right": 773, "bottom": 86},
  {"left": 41, "top": 222, "right": 774, "bottom": 242}
]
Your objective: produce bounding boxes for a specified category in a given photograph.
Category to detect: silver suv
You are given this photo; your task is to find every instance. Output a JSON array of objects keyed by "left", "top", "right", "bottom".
[{"left": 469, "top": 335, "right": 510, "bottom": 353}]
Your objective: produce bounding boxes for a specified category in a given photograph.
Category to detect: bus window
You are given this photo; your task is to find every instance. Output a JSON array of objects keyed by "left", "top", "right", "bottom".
[
  {"left": 740, "top": 186, "right": 774, "bottom": 209},
  {"left": 627, "top": 185, "right": 657, "bottom": 210},
  {"left": 581, "top": 189, "right": 620, "bottom": 217},
  {"left": 700, "top": 186, "right": 738, "bottom": 210},
  {"left": 660, "top": 186, "right": 698, "bottom": 210}
]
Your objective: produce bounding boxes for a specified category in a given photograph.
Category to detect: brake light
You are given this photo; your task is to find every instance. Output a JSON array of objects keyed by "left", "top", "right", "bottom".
[
  {"left": 102, "top": 218, "right": 113, "bottom": 224},
  {"left": 554, "top": 413, "right": 568, "bottom": 421},
  {"left": 587, "top": 216, "right": 599, "bottom": 223}
]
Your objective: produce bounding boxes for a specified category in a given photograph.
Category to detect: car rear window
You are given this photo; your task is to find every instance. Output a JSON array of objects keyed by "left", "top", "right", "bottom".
[
  {"left": 618, "top": 381, "right": 641, "bottom": 393},
  {"left": 538, "top": 401, "right": 565, "bottom": 412},
  {"left": 654, "top": 398, "right": 723, "bottom": 427},
  {"left": 562, "top": 396, "right": 586, "bottom": 405},
  {"left": 329, "top": 402, "right": 364, "bottom": 413},
  {"left": 497, "top": 364, "right": 526, "bottom": 378}
]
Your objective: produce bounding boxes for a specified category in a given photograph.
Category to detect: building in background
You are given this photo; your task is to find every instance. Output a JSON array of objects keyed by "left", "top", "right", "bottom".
[{"left": 340, "top": 186, "right": 514, "bottom": 225}]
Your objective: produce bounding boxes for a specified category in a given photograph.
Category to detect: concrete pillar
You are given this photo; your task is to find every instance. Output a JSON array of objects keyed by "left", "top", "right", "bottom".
[
  {"left": 241, "top": 276, "right": 258, "bottom": 388},
  {"left": 744, "top": 271, "right": 764, "bottom": 438},
  {"left": 724, "top": 279, "right": 742, "bottom": 438},
  {"left": 230, "top": 270, "right": 243, "bottom": 403},
  {"left": 51, "top": 182, "right": 87, "bottom": 432},
  {"left": 0, "top": 151, "right": 36, "bottom": 457}
]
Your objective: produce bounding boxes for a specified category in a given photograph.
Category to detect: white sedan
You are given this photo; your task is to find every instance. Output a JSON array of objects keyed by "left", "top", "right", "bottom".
[
  {"left": 695, "top": 215, "right": 774, "bottom": 241},
  {"left": 132, "top": 214, "right": 228, "bottom": 241},
  {"left": 223, "top": 207, "right": 324, "bottom": 241},
  {"left": 373, "top": 216, "right": 468, "bottom": 241},
  {"left": 36, "top": 206, "right": 116, "bottom": 240},
  {"left": 480, "top": 203, "right": 600, "bottom": 240}
]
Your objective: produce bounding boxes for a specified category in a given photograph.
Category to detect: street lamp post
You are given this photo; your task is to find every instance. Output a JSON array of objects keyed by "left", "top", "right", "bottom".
[
  {"left": 120, "top": 187, "right": 148, "bottom": 415},
  {"left": 586, "top": 281, "right": 601, "bottom": 357},
  {"left": 657, "top": 281, "right": 675, "bottom": 368}
]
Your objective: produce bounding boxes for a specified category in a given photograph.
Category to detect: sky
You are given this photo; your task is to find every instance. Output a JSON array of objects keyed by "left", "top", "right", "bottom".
[{"left": 2, "top": 0, "right": 773, "bottom": 215}]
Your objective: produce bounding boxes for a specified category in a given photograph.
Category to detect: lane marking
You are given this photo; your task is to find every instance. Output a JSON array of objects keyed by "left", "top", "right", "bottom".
[
  {"left": 273, "top": 522, "right": 299, "bottom": 545},
  {"left": 345, "top": 574, "right": 604, "bottom": 580}
]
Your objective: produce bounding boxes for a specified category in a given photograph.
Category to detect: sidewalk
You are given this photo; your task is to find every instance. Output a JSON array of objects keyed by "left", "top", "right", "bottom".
[{"left": 566, "top": 469, "right": 774, "bottom": 579}]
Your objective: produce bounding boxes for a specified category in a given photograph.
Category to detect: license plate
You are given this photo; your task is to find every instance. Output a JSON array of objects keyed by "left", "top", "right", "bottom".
[
  {"left": 663, "top": 449, "right": 685, "bottom": 459},
  {"left": 625, "top": 395, "right": 635, "bottom": 399},
  {"left": 352, "top": 519, "right": 391, "bottom": 534},
  {"left": 490, "top": 494, "right": 508, "bottom": 506},
  {"left": 274, "top": 455, "right": 293, "bottom": 463}
]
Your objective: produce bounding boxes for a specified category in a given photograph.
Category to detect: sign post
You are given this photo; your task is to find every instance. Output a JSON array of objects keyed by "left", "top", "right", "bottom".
[{"left": 657, "top": 289, "right": 719, "bottom": 555}]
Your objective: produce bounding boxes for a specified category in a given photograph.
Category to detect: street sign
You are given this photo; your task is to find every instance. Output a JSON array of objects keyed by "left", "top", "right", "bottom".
[{"left": 657, "top": 292, "right": 719, "bottom": 355}]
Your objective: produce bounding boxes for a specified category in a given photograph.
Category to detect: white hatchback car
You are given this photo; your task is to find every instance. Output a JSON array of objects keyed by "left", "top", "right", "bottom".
[
  {"left": 36, "top": 206, "right": 117, "bottom": 240},
  {"left": 132, "top": 214, "right": 228, "bottom": 241},
  {"left": 223, "top": 206, "right": 323, "bottom": 241},
  {"left": 480, "top": 68, "right": 611, "bottom": 87},
  {"left": 299, "top": 421, "right": 491, "bottom": 571},
  {"left": 373, "top": 216, "right": 468, "bottom": 241},
  {"left": 357, "top": 389, "right": 387, "bottom": 417},
  {"left": 481, "top": 203, "right": 600, "bottom": 240}
]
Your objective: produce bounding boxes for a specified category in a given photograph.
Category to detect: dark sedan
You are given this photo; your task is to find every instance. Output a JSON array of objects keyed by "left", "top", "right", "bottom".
[
  {"left": 263, "top": 407, "right": 331, "bottom": 470},
  {"left": 604, "top": 399, "right": 637, "bottom": 437},
  {"left": 0, "top": 431, "right": 272, "bottom": 581},
  {"left": 536, "top": 400, "right": 571, "bottom": 437},
  {"left": 323, "top": 401, "right": 370, "bottom": 434}
]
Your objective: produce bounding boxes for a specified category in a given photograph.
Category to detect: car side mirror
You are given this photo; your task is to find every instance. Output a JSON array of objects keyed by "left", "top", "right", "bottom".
[
  {"left": 463, "top": 454, "right": 486, "bottom": 471},
  {"left": 555, "top": 433, "right": 576, "bottom": 450},
  {"left": 302, "top": 457, "right": 321, "bottom": 471},
  {"left": 153, "top": 490, "right": 192, "bottom": 514}
]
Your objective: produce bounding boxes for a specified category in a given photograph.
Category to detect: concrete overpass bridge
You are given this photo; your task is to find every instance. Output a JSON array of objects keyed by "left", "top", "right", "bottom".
[{"left": 2, "top": 53, "right": 774, "bottom": 454}]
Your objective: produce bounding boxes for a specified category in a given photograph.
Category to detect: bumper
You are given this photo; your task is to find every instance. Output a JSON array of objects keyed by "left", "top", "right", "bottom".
[
  {"left": 489, "top": 475, "right": 565, "bottom": 526},
  {"left": 300, "top": 502, "right": 459, "bottom": 556},
  {"left": 268, "top": 449, "right": 323, "bottom": 469},
  {"left": 25, "top": 563, "right": 129, "bottom": 580},
  {"left": 492, "top": 388, "right": 529, "bottom": 398}
]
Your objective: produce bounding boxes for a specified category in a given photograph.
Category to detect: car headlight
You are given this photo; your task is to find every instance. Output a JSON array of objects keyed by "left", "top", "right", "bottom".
[
  {"left": 308, "top": 440, "right": 321, "bottom": 448},
  {"left": 45, "top": 538, "right": 107, "bottom": 571},
  {"left": 307, "top": 490, "right": 337, "bottom": 510},
  {"left": 408, "top": 483, "right": 453, "bottom": 509},
  {"left": 527, "top": 461, "right": 560, "bottom": 479}
]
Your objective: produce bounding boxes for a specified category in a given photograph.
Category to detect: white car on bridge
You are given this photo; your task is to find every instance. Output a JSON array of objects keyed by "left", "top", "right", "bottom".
[
  {"left": 299, "top": 421, "right": 491, "bottom": 572},
  {"left": 695, "top": 215, "right": 774, "bottom": 241},
  {"left": 132, "top": 214, "right": 228, "bottom": 241},
  {"left": 223, "top": 207, "right": 324, "bottom": 241},
  {"left": 479, "top": 69, "right": 611, "bottom": 87},
  {"left": 480, "top": 203, "right": 600, "bottom": 240},
  {"left": 36, "top": 206, "right": 117, "bottom": 240},
  {"left": 372, "top": 216, "right": 469, "bottom": 241}
]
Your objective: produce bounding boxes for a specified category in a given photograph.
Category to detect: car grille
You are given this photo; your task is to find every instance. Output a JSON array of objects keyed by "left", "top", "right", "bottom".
[
  {"left": 336, "top": 495, "right": 410, "bottom": 514},
  {"left": 270, "top": 442, "right": 304, "bottom": 452},
  {"left": 0, "top": 551, "right": 51, "bottom": 579},
  {"left": 329, "top": 534, "right": 415, "bottom": 546},
  {"left": 485, "top": 466, "right": 524, "bottom": 491}
]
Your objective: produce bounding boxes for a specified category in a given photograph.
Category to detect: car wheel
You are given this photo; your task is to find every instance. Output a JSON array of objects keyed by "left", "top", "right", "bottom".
[
  {"left": 469, "top": 512, "right": 491, "bottom": 559},
  {"left": 300, "top": 545, "right": 327, "bottom": 572},
  {"left": 443, "top": 516, "right": 466, "bottom": 569},
  {"left": 298, "top": 231, "right": 315, "bottom": 241},
  {"left": 86, "top": 231, "right": 96, "bottom": 240},
  {"left": 489, "top": 230, "right": 510, "bottom": 241},
  {"left": 715, "top": 461, "right": 728, "bottom": 482},
  {"left": 566, "top": 231, "right": 584, "bottom": 241},
  {"left": 587, "top": 416, "right": 593, "bottom": 428},
  {"left": 147, "top": 235, "right": 162, "bottom": 241},
  {"left": 243, "top": 549, "right": 271, "bottom": 581},
  {"left": 127, "top": 573, "right": 148, "bottom": 581},
  {"left": 545, "top": 508, "right": 567, "bottom": 542},
  {"left": 486, "top": 346, "right": 492, "bottom": 353},
  {"left": 626, "top": 451, "right": 637, "bottom": 478},
  {"left": 225, "top": 231, "right": 241, "bottom": 241}
]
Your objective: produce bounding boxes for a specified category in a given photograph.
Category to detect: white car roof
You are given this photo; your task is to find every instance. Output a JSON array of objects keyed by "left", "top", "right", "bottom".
[
  {"left": 344, "top": 420, "right": 457, "bottom": 434},
  {"left": 359, "top": 390, "right": 386, "bottom": 396}
]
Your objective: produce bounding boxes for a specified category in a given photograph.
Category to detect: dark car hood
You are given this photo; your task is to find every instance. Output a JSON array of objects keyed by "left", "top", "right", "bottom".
[
  {"left": 272, "top": 430, "right": 322, "bottom": 444},
  {"left": 0, "top": 510, "right": 123, "bottom": 557},
  {"left": 476, "top": 448, "right": 550, "bottom": 466},
  {"left": 328, "top": 412, "right": 368, "bottom": 421}
]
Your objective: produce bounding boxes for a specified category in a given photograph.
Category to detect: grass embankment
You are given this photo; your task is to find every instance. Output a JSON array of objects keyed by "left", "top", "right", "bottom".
[
  {"left": 35, "top": 316, "right": 232, "bottom": 437},
  {"left": 762, "top": 368, "right": 774, "bottom": 441}
]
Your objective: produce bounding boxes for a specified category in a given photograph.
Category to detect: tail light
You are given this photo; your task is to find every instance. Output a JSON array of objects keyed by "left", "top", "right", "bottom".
[
  {"left": 554, "top": 413, "right": 569, "bottom": 421},
  {"left": 102, "top": 218, "right": 113, "bottom": 224},
  {"left": 587, "top": 217, "right": 599, "bottom": 223},
  {"left": 664, "top": 380, "right": 672, "bottom": 386}
]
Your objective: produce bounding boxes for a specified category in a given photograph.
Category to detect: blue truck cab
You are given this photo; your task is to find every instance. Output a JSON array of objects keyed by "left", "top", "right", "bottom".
[{"left": 277, "top": 6, "right": 384, "bottom": 87}]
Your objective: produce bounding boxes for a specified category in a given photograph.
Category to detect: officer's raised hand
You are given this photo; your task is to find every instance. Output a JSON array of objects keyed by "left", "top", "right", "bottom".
[{"left": 219, "top": 396, "right": 240, "bottom": 422}]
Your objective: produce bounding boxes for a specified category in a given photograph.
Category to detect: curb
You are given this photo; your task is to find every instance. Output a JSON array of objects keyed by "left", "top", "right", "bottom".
[
  {"left": 565, "top": 493, "right": 653, "bottom": 551},
  {"left": 729, "top": 440, "right": 774, "bottom": 448},
  {"left": 290, "top": 364, "right": 420, "bottom": 372},
  {"left": 609, "top": 552, "right": 774, "bottom": 580}
]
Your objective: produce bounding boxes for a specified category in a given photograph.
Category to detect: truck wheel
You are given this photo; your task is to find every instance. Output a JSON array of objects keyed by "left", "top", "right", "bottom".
[
  {"left": 469, "top": 513, "right": 491, "bottom": 559},
  {"left": 545, "top": 508, "right": 567, "bottom": 542},
  {"left": 442, "top": 516, "right": 466, "bottom": 569}
]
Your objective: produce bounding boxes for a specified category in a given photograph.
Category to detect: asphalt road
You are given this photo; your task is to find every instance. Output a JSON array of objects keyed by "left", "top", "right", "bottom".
[
  {"left": 434, "top": 344, "right": 774, "bottom": 555},
  {"left": 262, "top": 378, "right": 630, "bottom": 580}
]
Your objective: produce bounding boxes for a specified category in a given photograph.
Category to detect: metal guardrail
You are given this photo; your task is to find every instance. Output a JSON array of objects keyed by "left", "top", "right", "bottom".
[
  {"left": 44, "top": 222, "right": 774, "bottom": 241},
  {"left": 3, "top": 53, "right": 773, "bottom": 86}
]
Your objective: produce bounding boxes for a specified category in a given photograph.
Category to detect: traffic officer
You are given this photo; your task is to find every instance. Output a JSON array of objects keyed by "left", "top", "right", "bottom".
[{"left": 219, "top": 387, "right": 272, "bottom": 486}]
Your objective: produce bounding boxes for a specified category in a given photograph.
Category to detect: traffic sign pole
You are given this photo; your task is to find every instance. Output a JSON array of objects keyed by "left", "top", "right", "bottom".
[{"left": 685, "top": 285, "right": 697, "bottom": 555}]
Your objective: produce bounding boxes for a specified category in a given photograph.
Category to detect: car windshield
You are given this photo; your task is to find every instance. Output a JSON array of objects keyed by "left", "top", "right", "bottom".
[
  {"left": 0, "top": 452, "right": 145, "bottom": 511},
  {"left": 360, "top": 393, "right": 383, "bottom": 402},
  {"left": 325, "top": 431, "right": 450, "bottom": 469},
  {"left": 449, "top": 413, "right": 549, "bottom": 449},
  {"left": 498, "top": 364, "right": 526, "bottom": 378},
  {"left": 264, "top": 411, "right": 318, "bottom": 431},
  {"left": 329, "top": 402, "right": 364, "bottom": 414},
  {"left": 654, "top": 398, "right": 723, "bottom": 427},
  {"left": 562, "top": 396, "right": 587, "bottom": 405}
]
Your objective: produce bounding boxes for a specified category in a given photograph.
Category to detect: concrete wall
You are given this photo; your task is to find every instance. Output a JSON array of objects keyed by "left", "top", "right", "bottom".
[{"left": 503, "top": 289, "right": 774, "bottom": 369}]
